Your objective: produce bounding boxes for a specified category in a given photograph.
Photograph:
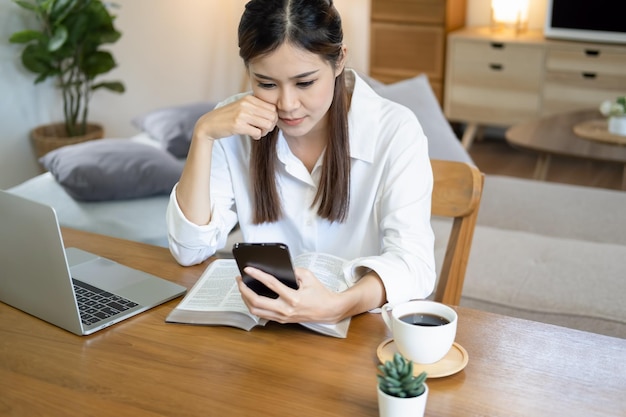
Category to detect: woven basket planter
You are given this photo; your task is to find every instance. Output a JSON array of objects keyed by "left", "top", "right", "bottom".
[{"left": 31, "top": 122, "right": 105, "bottom": 160}]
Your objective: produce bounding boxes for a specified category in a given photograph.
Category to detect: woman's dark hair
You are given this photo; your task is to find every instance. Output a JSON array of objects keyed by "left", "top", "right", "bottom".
[{"left": 238, "top": 0, "right": 350, "bottom": 224}]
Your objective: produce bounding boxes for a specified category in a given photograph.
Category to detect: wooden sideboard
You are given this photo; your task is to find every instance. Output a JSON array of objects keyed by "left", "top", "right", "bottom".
[
  {"left": 444, "top": 26, "right": 626, "bottom": 148},
  {"left": 369, "top": 0, "right": 467, "bottom": 103}
]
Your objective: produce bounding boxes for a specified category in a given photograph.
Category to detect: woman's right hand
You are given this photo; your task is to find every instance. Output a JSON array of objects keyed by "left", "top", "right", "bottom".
[{"left": 193, "top": 95, "right": 278, "bottom": 142}]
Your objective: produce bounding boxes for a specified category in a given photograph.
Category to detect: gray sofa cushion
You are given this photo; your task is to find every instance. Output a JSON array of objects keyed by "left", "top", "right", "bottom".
[
  {"left": 479, "top": 175, "right": 626, "bottom": 245},
  {"left": 432, "top": 218, "right": 626, "bottom": 338},
  {"left": 132, "top": 101, "right": 217, "bottom": 158},
  {"left": 39, "top": 139, "right": 184, "bottom": 201}
]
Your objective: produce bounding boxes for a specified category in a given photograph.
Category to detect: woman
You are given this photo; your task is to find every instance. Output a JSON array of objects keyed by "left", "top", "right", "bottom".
[{"left": 167, "top": 0, "right": 435, "bottom": 325}]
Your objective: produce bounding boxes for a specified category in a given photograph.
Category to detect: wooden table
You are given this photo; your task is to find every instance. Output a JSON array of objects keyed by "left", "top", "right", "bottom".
[
  {"left": 505, "top": 109, "right": 626, "bottom": 190},
  {"left": 1, "top": 228, "right": 625, "bottom": 417}
]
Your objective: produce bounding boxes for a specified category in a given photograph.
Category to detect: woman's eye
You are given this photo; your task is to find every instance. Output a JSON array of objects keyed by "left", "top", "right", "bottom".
[
  {"left": 297, "top": 80, "right": 315, "bottom": 88},
  {"left": 257, "top": 82, "right": 276, "bottom": 89}
]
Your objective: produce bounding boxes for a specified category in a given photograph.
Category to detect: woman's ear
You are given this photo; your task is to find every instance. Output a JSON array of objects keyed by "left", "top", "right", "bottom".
[{"left": 335, "top": 45, "right": 348, "bottom": 77}]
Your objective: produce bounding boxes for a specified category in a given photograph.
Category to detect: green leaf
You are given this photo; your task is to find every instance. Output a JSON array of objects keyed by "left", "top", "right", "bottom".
[
  {"left": 98, "top": 29, "right": 121, "bottom": 44},
  {"left": 21, "top": 43, "right": 52, "bottom": 74},
  {"left": 81, "top": 50, "right": 115, "bottom": 77},
  {"left": 51, "top": 0, "right": 79, "bottom": 24},
  {"left": 13, "top": 0, "right": 38, "bottom": 11},
  {"left": 9, "top": 30, "right": 45, "bottom": 44},
  {"left": 65, "top": 12, "right": 89, "bottom": 45},
  {"left": 48, "top": 25, "right": 68, "bottom": 51},
  {"left": 91, "top": 81, "right": 124, "bottom": 93},
  {"left": 41, "top": 0, "right": 54, "bottom": 14}
]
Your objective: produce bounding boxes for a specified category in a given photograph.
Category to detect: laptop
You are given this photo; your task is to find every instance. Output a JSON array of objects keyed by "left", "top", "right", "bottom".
[{"left": 0, "top": 190, "right": 186, "bottom": 336}]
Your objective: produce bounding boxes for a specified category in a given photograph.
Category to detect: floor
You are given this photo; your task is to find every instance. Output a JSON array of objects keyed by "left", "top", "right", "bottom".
[{"left": 466, "top": 135, "right": 624, "bottom": 191}]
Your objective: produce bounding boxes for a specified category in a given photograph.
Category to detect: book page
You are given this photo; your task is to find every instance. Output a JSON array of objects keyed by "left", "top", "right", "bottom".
[
  {"left": 294, "top": 252, "right": 351, "bottom": 338},
  {"left": 176, "top": 259, "right": 249, "bottom": 313},
  {"left": 294, "top": 252, "right": 349, "bottom": 292}
]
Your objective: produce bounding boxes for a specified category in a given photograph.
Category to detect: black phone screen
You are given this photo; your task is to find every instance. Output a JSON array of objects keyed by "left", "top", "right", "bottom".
[{"left": 232, "top": 242, "right": 298, "bottom": 298}]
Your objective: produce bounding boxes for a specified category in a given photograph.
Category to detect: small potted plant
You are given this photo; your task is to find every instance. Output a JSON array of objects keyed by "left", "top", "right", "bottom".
[
  {"left": 599, "top": 96, "right": 626, "bottom": 136},
  {"left": 9, "top": 0, "right": 125, "bottom": 158},
  {"left": 377, "top": 353, "right": 428, "bottom": 417}
]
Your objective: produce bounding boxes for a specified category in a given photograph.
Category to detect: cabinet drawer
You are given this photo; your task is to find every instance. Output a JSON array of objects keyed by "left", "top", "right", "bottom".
[
  {"left": 446, "top": 85, "right": 541, "bottom": 126},
  {"left": 542, "top": 72, "right": 626, "bottom": 116},
  {"left": 546, "top": 48, "right": 626, "bottom": 77},
  {"left": 370, "top": 22, "right": 444, "bottom": 80},
  {"left": 371, "top": 0, "right": 445, "bottom": 24},
  {"left": 452, "top": 39, "right": 544, "bottom": 67},
  {"left": 448, "top": 40, "right": 544, "bottom": 90},
  {"left": 448, "top": 58, "right": 543, "bottom": 91}
]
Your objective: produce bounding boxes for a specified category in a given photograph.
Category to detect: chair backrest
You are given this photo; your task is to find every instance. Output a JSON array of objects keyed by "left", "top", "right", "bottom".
[{"left": 430, "top": 159, "right": 484, "bottom": 305}]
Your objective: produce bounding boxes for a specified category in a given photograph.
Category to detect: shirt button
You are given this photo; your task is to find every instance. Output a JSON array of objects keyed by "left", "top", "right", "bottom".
[{"left": 306, "top": 219, "right": 313, "bottom": 226}]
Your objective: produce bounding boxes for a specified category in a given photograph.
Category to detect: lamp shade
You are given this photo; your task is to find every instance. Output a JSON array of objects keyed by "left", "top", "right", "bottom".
[{"left": 491, "top": 0, "right": 529, "bottom": 33}]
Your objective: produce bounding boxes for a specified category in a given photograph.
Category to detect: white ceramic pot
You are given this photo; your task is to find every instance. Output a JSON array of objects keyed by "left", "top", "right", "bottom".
[
  {"left": 608, "top": 116, "right": 626, "bottom": 136},
  {"left": 377, "top": 384, "right": 428, "bottom": 417}
]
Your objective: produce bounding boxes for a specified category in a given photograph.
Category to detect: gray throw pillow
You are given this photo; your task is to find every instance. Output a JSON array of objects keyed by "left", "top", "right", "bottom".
[
  {"left": 132, "top": 101, "right": 216, "bottom": 158},
  {"left": 39, "top": 139, "right": 184, "bottom": 201},
  {"left": 359, "top": 73, "right": 474, "bottom": 165}
]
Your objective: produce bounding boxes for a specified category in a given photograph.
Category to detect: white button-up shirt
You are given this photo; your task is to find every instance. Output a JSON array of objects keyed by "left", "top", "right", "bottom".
[{"left": 166, "top": 70, "right": 435, "bottom": 303}]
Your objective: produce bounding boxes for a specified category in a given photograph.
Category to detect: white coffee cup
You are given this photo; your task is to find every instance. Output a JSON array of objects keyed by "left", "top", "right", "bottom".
[{"left": 382, "top": 300, "right": 457, "bottom": 364}]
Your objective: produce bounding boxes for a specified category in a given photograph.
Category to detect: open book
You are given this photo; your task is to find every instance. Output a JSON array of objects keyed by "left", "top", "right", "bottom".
[{"left": 166, "top": 252, "right": 353, "bottom": 338}]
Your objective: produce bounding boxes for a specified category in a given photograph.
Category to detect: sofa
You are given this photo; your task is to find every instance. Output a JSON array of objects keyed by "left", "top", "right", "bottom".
[{"left": 7, "top": 72, "right": 626, "bottom": 339}]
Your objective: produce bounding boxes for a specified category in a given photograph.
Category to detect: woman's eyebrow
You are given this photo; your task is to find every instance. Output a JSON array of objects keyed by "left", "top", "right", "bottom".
[{"left": 252, "top": 70, "right": 319, "bottom": 81}]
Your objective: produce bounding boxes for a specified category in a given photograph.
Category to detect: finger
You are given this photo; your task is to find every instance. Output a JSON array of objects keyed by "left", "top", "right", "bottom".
[
  {"left": 236, "top": 275, "right": 287, "bottom": 321},
  {"left": 239, "top": 96, "right": 278, "bottom": 133},
  {"left": 234, "top": 111, "right": 276, "bottom": 140},
  {"left": 240, "top": 95, "right": 278, "bottom": 121},
  {"left": 243, "top": 266, "right": 288, "bottom": 297}
]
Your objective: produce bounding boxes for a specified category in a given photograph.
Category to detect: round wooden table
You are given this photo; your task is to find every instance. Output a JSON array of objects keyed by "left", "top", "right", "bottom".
[
  {"left": 573, "top": 118, "right": 626, "bottom": 146},
  {"left": 505, "top": 109, "right": 626, "bottom": 190}
]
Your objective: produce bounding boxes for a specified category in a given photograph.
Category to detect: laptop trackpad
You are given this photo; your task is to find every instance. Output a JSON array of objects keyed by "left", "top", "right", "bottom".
[{"left": 71, "top": 258, "right": 149, "bottom": 292}]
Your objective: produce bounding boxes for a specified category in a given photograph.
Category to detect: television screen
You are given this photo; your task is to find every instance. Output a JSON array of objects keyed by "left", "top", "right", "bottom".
[{"left": 545, "top": 0, "right": 626, "bottom": 44}]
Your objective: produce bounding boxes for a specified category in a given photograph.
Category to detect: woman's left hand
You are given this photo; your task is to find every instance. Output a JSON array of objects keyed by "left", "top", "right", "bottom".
[{"left": 236, "top": 266, "right": 344, "bottom": 324}]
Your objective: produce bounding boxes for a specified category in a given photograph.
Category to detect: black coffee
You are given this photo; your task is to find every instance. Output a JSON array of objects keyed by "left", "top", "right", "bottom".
[{"left": 399, "top": 313, "right": 450, "bottom": 327}]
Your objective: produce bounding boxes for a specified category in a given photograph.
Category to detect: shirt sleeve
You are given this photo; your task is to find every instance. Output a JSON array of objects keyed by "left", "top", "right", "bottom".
[
  {"left": 346, "top": 110, "right": 436, "bottom": 303},
  {"left": 166, "top": 135, "right": 240, "bottom": 266},
  {"left": 165, "top": 184, "right": 238, "bottom": 266}
]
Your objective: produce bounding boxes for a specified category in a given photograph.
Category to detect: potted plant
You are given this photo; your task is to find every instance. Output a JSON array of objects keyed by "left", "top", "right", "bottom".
[
  {"left": 599, "top": 96, "right": 626, "bottom": 136},
  {"left": 377, "top": 353, "right": 428, "bottom": 417},
  {"left": 9, "top": 0, "right": 125, "bottom": 158}
]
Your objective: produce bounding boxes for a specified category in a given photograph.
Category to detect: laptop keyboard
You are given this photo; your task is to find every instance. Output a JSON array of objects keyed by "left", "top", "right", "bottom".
[{"left": 72, "top": 279, "right": 139, "bottom": 325}]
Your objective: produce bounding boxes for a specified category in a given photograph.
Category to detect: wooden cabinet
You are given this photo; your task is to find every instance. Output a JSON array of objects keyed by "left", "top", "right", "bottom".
[
  {"left": 542, "top": 42, "right": 626, "bottom": 115},
  {"left": 444, "top": 27, "right": 626, "bottom": 148},
  {"left": 444, "top": 31, "right": 544, "bottom": 126},
  {"left": 369, "top": 0, "right": 467, "bottom": 103}
]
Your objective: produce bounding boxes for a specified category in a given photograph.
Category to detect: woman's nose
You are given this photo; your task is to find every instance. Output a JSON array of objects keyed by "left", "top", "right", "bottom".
[{"left": 277, "top": 88, "right": 299, "bottom": 112}]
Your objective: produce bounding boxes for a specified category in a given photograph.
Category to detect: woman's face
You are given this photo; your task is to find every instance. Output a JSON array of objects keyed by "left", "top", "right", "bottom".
[{"left": 248, "top": 42, "right": 344, "bottom": 142}]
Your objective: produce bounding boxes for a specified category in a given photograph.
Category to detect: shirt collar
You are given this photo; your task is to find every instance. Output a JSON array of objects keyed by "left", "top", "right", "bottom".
[{"left": 346, "top": 69, "right": 382, "bottom": 164}]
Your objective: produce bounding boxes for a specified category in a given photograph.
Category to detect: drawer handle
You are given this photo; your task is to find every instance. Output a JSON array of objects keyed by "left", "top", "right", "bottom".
[
  {"left": 490, "top": 42, "right": 505, "bottom": 49},
  {"left": 489, "top": 63, "right": 504, "bottom": 71},
  {"left": 582, "top": 72, "right": 597, "bottom": 79},
  {"left": 585, "top": 49, "right": 600, "bottom": 57}
]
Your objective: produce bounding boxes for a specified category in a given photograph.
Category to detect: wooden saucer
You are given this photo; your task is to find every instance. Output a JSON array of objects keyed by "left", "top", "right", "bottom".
[{"left": 377, "top": 338, "right": 469, "bottom": 378}]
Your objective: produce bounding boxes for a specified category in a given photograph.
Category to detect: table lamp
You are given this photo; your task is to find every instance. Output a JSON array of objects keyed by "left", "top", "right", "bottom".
[{"left": 491, "top": 0, "right": 529, "bottom": 35}]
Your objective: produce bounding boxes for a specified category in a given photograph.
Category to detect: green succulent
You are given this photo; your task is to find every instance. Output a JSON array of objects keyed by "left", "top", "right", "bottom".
[{"left": 377, "top": 352, "right": 427, "bottom": 398}]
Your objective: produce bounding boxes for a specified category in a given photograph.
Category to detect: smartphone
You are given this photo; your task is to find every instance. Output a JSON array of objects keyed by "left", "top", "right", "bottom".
[{"left": 232, "top": 242, "right": 299, "bottom": 299}]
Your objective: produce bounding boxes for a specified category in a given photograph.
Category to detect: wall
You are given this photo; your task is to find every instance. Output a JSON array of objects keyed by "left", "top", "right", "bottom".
[{"left": 0, "top": 0, "right": 545, "bottom": 189}]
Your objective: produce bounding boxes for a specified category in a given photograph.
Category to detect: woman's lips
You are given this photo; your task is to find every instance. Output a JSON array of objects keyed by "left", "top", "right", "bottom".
[{"left": 280, "top": 117, "right": 305, "bottom": 126}]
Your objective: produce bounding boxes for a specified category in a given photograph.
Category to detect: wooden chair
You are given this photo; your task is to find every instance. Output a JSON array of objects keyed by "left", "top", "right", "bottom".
[{"left": 430, "top": 159, "right": 485, "bottom": 306}]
